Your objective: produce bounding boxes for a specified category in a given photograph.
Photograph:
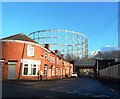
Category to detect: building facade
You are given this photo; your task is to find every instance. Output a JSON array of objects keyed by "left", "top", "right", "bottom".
[{"left": 1, "top": 33, "right": 73, "bottom": 80}]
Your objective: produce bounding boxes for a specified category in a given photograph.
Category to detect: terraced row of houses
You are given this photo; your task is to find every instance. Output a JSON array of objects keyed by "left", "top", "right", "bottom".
[{"left": 1, "top": 33, "right": 73, "bottom": 80}]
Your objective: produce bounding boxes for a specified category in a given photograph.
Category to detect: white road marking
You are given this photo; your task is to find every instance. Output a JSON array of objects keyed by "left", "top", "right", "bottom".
[
  {"left": 49, "top": 89, "right": 54, "bottom": 91},
  {"left": 72, "top": 90, "right": 78, "bottom": 94},
  {"left": 66, "top": 91, "right": 73, "bottom": 94},
  {"left": 92, "top": 94, "right": 110, "bottom": 98},
  {"left": 110, "top": 88, "right": 114, "bottom": 91},
  {"left": 27, "top": 87, "right": 31, "bottom": 88},
  {"left": 83, "top": 92, "right": 94, "bottom": 96},
  {"left": 59, "top": 90, "right": 66, "bottom": 92}
]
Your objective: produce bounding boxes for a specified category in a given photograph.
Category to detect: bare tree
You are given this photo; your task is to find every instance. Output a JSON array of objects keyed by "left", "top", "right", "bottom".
[
  {"left": 64, "top": 53, "right": 80, "bottom": 61},
  {"left": 94, "top": 49, "right": 120, "bottom": 61}
]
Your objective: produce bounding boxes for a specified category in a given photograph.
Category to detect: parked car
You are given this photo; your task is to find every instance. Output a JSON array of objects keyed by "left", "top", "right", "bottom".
[{"left": 71, "top": 72, "right": 78, "bottom": 78}]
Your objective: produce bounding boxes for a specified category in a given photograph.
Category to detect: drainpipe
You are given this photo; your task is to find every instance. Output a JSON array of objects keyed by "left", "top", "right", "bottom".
[{"left": 96, "top": 59, "right": 99, "bottom": 76}]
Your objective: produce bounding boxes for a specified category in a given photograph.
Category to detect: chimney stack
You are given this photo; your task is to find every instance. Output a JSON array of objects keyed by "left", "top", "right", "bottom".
[
  {"left": 45, "top": 44, "right": 50, "bottom": 50},
  {"left": 61, "top": 54, "right": 64, "bottom": 58},
  {"left": 55, "top": 50, "right": 59, "bottom": 54}
]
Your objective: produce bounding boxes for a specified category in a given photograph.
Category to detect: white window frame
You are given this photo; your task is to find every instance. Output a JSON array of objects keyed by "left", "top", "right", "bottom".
[
  {"left": 59, "top": 59, "right": 61, "bottom": 65},
  {"left": 27, "top": 45, "right": 34, "bottom": 57},
  {"left": 41, "top": 55, "right": 44, "bottom": 58},
  {"left": 51, "top": 65, "right": 54, "bottom": 76},
  {"left": 58, "top": 68, "right": 61, "bottom": 76},
  {"left": 44, "top": 64, "right": 48, "bottom": 76},
  {"left": 56, "top": 58, "right": 59, "bottom": 64},
  {"left": 56, "top": 67, "right": 58, "bottom": 76},
  {"left": 53, "top": 57, "right": 55, "bottom": 63},
  {"left": 23, "top": 64, "right": 28, "bottom": 75},
  {"left": 22, "top": 63, "right": 39, "bottom": 76},
  {"left": 48, "top": 53, "right": 50, "bottom": 61},
  {"left": 44, "top": 52, "right": 47, "bottom": 60}
]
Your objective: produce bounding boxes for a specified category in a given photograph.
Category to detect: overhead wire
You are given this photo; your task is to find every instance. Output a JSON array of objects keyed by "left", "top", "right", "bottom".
[{"left": 88, "top": 15, "right": 118, "bottom": 45}]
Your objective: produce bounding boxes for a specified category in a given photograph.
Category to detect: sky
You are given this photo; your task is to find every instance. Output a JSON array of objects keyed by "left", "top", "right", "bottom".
[{"left": 2, "top": 2, "right": 119, "bottom": 54}]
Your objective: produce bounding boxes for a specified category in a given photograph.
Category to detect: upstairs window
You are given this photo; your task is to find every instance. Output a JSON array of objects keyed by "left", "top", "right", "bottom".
[
  {"left": 53, "top": 57, "right": 55, "bottom": 63},
  {"left": 48, "top": 53, "right": 50, "bottom": 61},
  {"left": 45, "top": 52, "right": 48, "bottom": 60},
  {"left": 59, "top": 59, "right": 61, "bottom": 65},
  {"left": 27, "top": 45, "right": 34, "bottom": 57},
  {"left": 50, "top": 56, "right": 52, "bottom": 62},
  {"left": 56, "top": 58, "right": 59, "bottom": 64},
  {"left": 41, "top": 55, "right": 44, "bottom": 58}
]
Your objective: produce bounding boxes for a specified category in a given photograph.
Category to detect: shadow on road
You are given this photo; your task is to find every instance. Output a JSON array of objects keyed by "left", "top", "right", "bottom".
[{"left": 96, "top": 77, "right": 120, "bottom": 93}]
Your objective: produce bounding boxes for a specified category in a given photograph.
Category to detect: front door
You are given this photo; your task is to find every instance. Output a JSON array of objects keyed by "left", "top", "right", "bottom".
[{"left": 8, "top": 62, "right": 17, "bottom": 80}]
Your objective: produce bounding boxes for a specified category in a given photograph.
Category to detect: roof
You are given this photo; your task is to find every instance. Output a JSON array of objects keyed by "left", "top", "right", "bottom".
[{"left": 2, "top": 33, "right": 38, "bottom": 43}]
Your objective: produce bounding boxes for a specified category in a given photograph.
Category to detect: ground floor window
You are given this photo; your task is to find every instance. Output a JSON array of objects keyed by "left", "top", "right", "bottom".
[
  {"left": 31, "top": 64, "right": 37, "bottom": 75},
  {"left": 63, "top": 69, "right": 65, "bottom": 76},
  {"left": 23, "top": 64, "right": 28, "bottom": 75},
  {"left": 58, "top": 68, "right": 61, "bottom": 76},
  {"left": 23, "top": 64, "right": 39, "bottom": 76},
  {"left": 51, "top": 65, "right": 54, "bottom": 76},
  {"left": 56, "top": 68, "right": 58, "bottom": 76},
  {"left": 44, "top": 64, "right": 48, "bottom": 76}
]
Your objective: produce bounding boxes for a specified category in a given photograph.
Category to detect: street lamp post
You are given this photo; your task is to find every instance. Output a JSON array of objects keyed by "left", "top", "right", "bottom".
[{"left": 96, "top": 59, "right": 99, "bottom": 76}]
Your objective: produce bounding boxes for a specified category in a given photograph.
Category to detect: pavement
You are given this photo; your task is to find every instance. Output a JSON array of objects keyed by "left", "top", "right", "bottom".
[
  {"left": 96, "top": 77, "right": 120, "bottom": 93},
  {"left": 2, "top": 77, "right": 120, "bottom": 99}
]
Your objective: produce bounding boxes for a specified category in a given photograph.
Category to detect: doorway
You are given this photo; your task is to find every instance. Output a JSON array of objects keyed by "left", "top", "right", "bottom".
[{"left": 8, "top": 61, "right": 17, "bottom": 80}]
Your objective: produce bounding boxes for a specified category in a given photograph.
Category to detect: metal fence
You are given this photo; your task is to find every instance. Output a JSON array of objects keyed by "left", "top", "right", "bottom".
[{"left": 99, "top": 64, "right": 120, "bottom": 79}]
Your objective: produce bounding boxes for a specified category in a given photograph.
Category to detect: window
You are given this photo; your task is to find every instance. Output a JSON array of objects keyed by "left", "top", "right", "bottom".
[
  {"left": 63, "top": 70, "right": 65, "bottom": 75},
  {"left": 27, "top": 45, "right": 34, "bottom": 56},
  {"left": 23, "top": 64, "right": 28, "bottom": 75},
  {"left": 23, "top": 64, "right": 39, "bottom": 76},
  {"left": 58, "top": 68, "right": 61, "bottom": 76},
  {"left": 53, "top": 57, "right": 55, "bottom": 63},
  {"left": 44, "top": 64, "right": 47, "bottom": 76},
  {"left": 31, "top": 64, "right": 37, "bottom": 75},
  {"left": 47, "top": 53, "right": 50, "bottom": 61},
  {"left": 41, "top": 55, "right": 44, "bottom": 58},
  {"left": 50, "top": 56, "right": 52, "bottom": 62},
  {"left": 51, "top": 65, "right": 54, "bottom": 76},
  {"left": 56, "top": 58, "right": 59, "bottom": 64},
  {"left": 59, "top": 59, "right": 61, "bottom": 65},
  {"left": 56, "top": 68, "right": 58, "bottom": 76},
  {"left": 45, "top": 52, "right": 48, "bottom": 60}
]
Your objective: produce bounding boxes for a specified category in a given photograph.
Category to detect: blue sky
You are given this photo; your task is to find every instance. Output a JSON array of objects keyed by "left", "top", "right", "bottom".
[{"left": 2, "top": 2, "right": 118, "bottom": 53}]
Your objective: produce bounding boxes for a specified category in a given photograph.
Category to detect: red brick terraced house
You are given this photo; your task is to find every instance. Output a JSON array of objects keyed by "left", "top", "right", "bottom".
[{"left": 1, "top": 33, "right": 73, "bottom": 80}]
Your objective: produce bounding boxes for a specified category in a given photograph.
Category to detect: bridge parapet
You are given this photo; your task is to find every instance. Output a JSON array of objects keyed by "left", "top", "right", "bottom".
[{"left": 74, "top": 60, "right": 95, "bottom": 67}]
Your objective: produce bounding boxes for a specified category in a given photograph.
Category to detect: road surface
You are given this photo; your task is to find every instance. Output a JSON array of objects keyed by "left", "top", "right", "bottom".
[{"left": 2, "top": 77, "right": 120, "bottom": 99}]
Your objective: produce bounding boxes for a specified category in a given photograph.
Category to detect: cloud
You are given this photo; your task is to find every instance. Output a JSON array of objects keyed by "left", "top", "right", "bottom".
[
  {"left": 105, "top": 45, "right": 110, "bottom": 47},
  {"left": 101, "top": 46, "right": 118, "bottom": 52}
]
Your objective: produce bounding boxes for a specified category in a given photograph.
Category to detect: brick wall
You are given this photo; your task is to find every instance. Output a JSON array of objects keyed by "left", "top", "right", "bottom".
[{"left": 2, "top": 40, "right": 73, "bottom": 80}]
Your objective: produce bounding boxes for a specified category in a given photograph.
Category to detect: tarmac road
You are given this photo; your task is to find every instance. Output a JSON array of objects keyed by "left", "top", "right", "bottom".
[{"left": 2, "top": 77, "right": 120, "bottom": 99}]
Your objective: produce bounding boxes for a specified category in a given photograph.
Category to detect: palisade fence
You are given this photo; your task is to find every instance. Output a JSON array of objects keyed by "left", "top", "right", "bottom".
[{"left": 99, "top": 64, "right": 120, "bottom": 80}]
